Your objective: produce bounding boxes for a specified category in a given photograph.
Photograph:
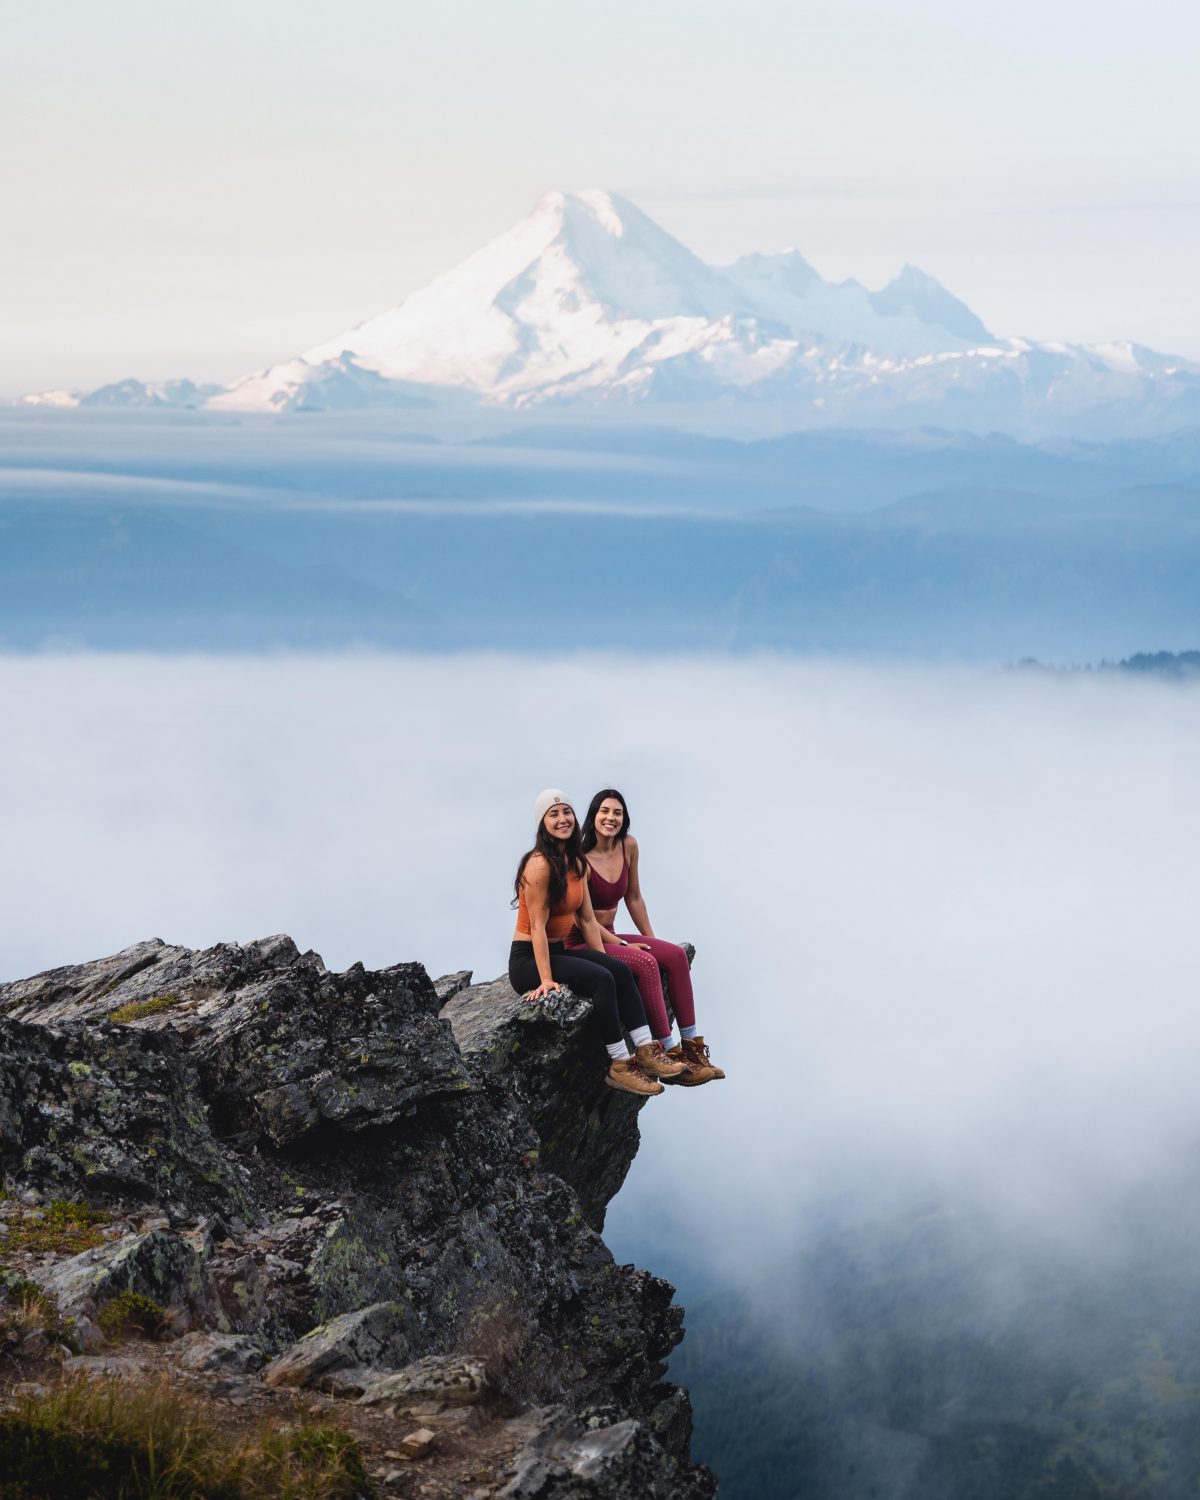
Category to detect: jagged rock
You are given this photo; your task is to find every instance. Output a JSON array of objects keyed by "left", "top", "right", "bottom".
[
  {"left": 358, "top": 1353, "right": 489, "bottom": 1408},
  {"left": 499, "top": 1407, "right": 716, "bottom": 1499},
  {"left": 36, "top": 1229, "right": 206, "bottom": 1323},
  {"left": 0, "top": 936, "right": 467, "bottom": 1149},
  {"left": 262, "top": 1300, "right": 421, "bottom": 1393},
  {"left": 170, "top": 1330, "right": 265, "bottom": 1374},
  {"left": 433, "top": 971, "right": 473, "bottom": 1004},
  {"left": 441, "top": 947, "right": 695, "bottom": 1233},
  {"left": 0, "top": 935, "right": 713, "bottom": 1496},
  {"left": 0, "top": 1013, "right": 246, "bottom": 1215},
  {"left": 441, "top": 980, "right": 643, "bottom": 1232},
  {"left": 62, "top": 1354, "right": 157, "bottom": 1380},
  {"left": 31, "top": 1224, "right": 278, "bottom": 1347},
  {"left": 0, "top": 935, "right": 304, "bottom": 1028}
]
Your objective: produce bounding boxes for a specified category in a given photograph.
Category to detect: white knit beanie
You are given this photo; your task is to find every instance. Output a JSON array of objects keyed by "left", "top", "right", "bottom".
[{"left": 533, "top": 788, "right": 574, "bottom": 825}]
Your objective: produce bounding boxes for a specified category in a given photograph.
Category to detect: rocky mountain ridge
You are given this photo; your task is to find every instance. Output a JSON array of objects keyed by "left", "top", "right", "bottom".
[{"left": 0, "top": 934, "right": 715, "bottom": 1497}]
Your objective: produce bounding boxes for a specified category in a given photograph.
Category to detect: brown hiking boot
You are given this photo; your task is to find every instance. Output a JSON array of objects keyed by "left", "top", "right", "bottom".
[
  {"left": 605, "top": 1056, "right": 665, "bottom": 1097},
  {"left": 659, "top": 1043, "right": 710, "bottom": 1087},
  {"left": 635, "top": 1041, "right": 689, "bottom": 1079},
  {"left": 663, "top": 1036, "right": 724, "bottom": 1086}
]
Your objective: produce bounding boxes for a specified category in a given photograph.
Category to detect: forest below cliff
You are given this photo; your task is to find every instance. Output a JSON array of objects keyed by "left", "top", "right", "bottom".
[{"left": 656, "top": 1170, "right": 1200, "bottom": 1500}]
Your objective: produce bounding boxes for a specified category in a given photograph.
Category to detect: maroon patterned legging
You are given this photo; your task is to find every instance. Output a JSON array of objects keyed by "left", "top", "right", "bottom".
[{"left": 565, "top": 931, "right": 695, "bottom": 1040}]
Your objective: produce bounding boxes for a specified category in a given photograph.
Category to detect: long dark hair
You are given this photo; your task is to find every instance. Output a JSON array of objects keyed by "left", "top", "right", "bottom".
[
  {"left": 513, "top": 813, "right": 584, "bottom": 909},
  {"left": 580, "top": 788, "right": 630, "bottom": 854}
]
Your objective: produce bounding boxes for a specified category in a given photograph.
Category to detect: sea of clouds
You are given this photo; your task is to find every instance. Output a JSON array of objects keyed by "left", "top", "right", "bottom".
[{"left": 4, "top": 652, "right": 1200, "bottom": 1266}]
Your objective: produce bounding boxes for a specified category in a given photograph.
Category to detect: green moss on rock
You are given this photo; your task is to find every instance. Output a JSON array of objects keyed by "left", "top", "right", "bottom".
[
  {"left": 96, "top": 1291, "right": 167, "bottom": 1340},
  {"left": 1, "top": 1200, "right": 110, "bottom": 1259}
]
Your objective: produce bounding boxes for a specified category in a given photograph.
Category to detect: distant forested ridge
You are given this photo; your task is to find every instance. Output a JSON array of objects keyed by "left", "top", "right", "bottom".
[
  {"left": 1117, "top": 650, "right": 1200, "bottom": 678},
  {"left": 1013, "top": 651, "right": 1200, "bottom": 678}
]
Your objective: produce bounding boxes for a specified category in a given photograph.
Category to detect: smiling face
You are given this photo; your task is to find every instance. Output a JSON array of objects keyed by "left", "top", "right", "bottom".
[
  {"left": 543, "top": 803, "right": 576, "bottom": 841},
  {"left": 595, "top": 797, "right": 626, "bottom": 840}
]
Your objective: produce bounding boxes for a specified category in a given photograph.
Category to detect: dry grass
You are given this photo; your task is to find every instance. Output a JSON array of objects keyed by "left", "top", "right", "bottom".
[
  {"left": 0, "top": 1376, "right": 374, "bottom": 1498},
  {"left": 0, "top": 1283, "right": 78, "bottom": 1360},
  {"left": 106, "top": 994, "right": 182, "bottom": 1025}
]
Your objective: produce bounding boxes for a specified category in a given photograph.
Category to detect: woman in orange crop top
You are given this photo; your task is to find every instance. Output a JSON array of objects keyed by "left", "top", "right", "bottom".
[{"left": 509, "top": 788, "right": 686, "bottom": 1096}]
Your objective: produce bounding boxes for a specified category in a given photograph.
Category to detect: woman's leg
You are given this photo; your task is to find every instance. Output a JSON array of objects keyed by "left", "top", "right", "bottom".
[
  {"left": 589, "top": 944, "right": 672, "bottom": 1042},
  {"left": 613, "top": 937, "right": 724, "bottom": 1081},
  {"left": 616, "top": 936, "right": 696, "bottom": 1032},
  {"left": 509, "top": 943, "right": 644, "bottom": 1052},
  {"left": 564, "top": 948, "right": 690, "bottom": 1080},
  {"left": 509, "top": 943, "right": 683, "bottom": 1086},
  {"left": 560, "top": 946, "right": 650, "bottom": 1040}
]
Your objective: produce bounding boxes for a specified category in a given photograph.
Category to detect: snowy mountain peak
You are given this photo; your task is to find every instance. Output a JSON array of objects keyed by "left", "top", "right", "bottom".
[
  {"left": 723, "top": 247, "right": 974, "bottom": 356},
  {"left": 725, "top": 250, "right": 822, "bottom": 297},
  {"left": 869, "top": 264, "right": 993, "bottom": 344},
  {"left": 214, "top": 188, "right": 755, "bottom": 409},
  {"left": 33, "top": 190, "right": 1200, "bottom": 437}
]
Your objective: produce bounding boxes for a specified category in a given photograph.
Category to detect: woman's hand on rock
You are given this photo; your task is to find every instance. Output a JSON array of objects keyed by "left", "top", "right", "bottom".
[{"left": 526, "top": 980, "right": 563, "bottom": 1000}]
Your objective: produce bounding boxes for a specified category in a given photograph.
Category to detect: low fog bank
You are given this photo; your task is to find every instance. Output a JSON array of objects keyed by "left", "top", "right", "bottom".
[
  {"left": 7, "top": 650, "right": 1200, "bottom": 1491},
  {"left": 5, "top": 652, "right": 1199, "bottom": 1232}
]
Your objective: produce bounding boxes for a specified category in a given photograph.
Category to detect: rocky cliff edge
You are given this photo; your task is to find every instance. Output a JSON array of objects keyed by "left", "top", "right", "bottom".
[{"left": 0, "top": 935, "right": 715, "bottom": 1497}]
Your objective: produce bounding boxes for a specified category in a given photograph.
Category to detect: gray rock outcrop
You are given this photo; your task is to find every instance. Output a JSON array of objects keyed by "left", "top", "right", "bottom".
[
  {"left": 442, "top": 943, "right": 694, "bottom": 1232},
  {"left": 0, "top": 935, "right": 715, "bottom": 1497}
]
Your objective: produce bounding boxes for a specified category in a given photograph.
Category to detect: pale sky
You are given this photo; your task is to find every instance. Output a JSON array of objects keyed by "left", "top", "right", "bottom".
[{"left": 3, "top": 0, "right": 1198, "bottom": 395}]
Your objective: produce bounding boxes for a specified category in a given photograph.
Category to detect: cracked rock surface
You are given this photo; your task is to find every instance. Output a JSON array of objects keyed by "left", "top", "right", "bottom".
[{"left": 0, "top": 936, "right": 715, "bottom": 1497}]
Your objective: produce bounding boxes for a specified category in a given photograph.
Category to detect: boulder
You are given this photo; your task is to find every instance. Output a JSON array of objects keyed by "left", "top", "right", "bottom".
[
  {"left": 358, "top": 1353, "right": 489, "bottom": 1408},
  {"left": 36, "top": 1229, "right": 206, "bottom": 1323},
  {"left": 62, "top": 1354, "right": 158, "bottom": 1380},
  {"left": 170, "top": 1330, "right": 265, "bottom": 1374},
  {"left": 262, "top": 1300, "right": 421, "bottom": 1393},
  {"left": 31, "top": 1224, "right": 277, "bottom": 1346},
  {"left": 398, "top": 1427, "right": 438, "bottom": 1460},
  {"left": 499, "top": 1407, "right": 716, "bottom": 1500}
]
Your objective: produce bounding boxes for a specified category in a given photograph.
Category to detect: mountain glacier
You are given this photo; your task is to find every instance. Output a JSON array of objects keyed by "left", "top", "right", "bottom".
[{"left": 20, "top": 190, "right": 1200, "bottom": 436}]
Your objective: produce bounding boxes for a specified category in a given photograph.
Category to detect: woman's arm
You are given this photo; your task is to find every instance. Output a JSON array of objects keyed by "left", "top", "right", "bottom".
[
  {"left": 624, "top": 836, "right": 657, "bottom": 939},
  {"left": 522, "top": 857, "right": 561, "bottom": 1000},
  {"left": 577, "top": 876, "right": 618, "bottom": 953}
]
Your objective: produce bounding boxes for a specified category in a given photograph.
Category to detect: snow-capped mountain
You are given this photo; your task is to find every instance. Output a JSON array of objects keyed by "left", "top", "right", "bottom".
[
  {"left": 209, "top": 190, "right": 790, "bottom": 412},
  {"left": 22, "top": 191, "right": 1200, "bottom": 436},
  {"left": 17, "top": 378, "right": 221, "bottom": 410},
  {"left": 720, "top": 250, "right": 987, "bottom": 357},
  {"left": 867, "top": 263, "right": 992, "bottom": 344}
]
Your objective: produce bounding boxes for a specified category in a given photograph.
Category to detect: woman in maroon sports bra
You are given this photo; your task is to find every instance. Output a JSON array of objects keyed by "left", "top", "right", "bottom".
[{"left": 566, "top": 788, "right": 726, "bottom": 1087}]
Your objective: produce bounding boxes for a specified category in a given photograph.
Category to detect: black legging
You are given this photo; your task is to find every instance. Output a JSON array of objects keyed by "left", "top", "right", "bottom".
[{"left": 509, "top": 940, "right": 648, "bottom": 1046}]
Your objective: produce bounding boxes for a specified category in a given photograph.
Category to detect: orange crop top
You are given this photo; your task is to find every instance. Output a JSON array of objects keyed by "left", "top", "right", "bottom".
[{"left": 515, "top": 865, "right": 586, "bottom": 942}]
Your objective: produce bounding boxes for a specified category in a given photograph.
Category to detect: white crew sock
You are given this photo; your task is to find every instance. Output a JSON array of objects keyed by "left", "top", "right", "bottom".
[
  {"left": 679, "top": 1025, "right": 699, "bottom": 1041},
  {"left": 658, "top": 1025, "right": 680, "bottom": 1051},
  {"left": 630, "top": 1025, "right": 652, "bottom": 1049},
  {"left": 606, "top": 1040, "right": 631, "bottom": 1061}
]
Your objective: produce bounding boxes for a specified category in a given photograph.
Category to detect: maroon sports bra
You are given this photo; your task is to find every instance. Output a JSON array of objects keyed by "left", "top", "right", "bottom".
[{"left": 586, "top": 851, "right": 629, "bottom": 909}]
